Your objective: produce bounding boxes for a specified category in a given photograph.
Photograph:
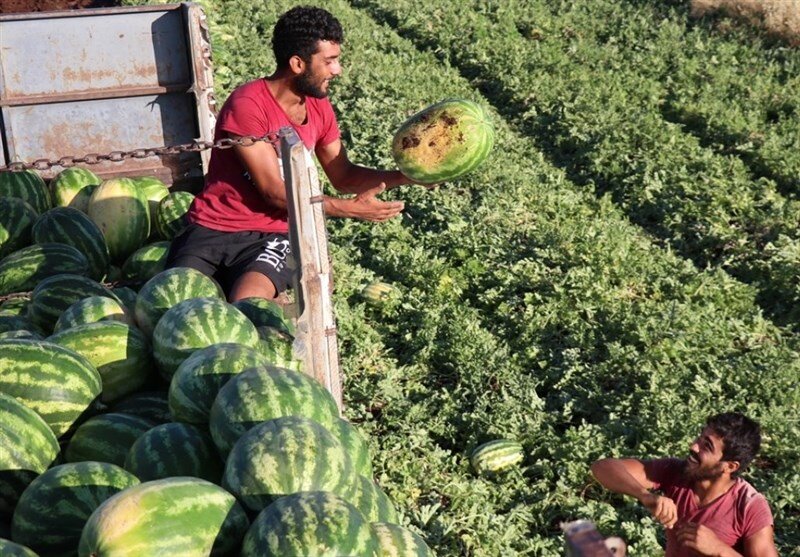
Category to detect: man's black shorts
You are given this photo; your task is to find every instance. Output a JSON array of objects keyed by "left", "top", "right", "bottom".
[{"left": 165, "top": 223, "right": 296, "bottom": 295}]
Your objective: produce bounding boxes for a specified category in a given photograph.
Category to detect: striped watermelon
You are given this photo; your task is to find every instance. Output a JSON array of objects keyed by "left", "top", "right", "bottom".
[
  {"left": 0, "top": 321, "right": 42, "bottom": 340},
  {"left": 32, "top": 207, "right": 110, "bottom": 280},
  {"left": 329, "top": 418, "right": 373, "bottom": 478},
  {"left": 49, "top": 321, "right": 153, "bottom": 403},
  {"left": 372, "top": 522, "right": 435, "bottom": 557},
  {"left": 0, "top": 315, "right": 30, "bottom": 335},
  {"left": 233, "top": 297, "right": 294, "bottom": 335},
  {"left": 111, "top": 286, "right": 138, "bottom": 315},
  {"left": 121, "top": 241, "right": 170, "bottom": 283},
  {"left": 0, "top": 330, "right": 43, "bottom": 341},
  {"left": 361, "top": 281, "right": 400, "bottom": 307},
  {"left": 49, "top": 167, "right": 100, "bottom": 214},
  {"left": 155, "top": 191, "right": 194, "bottom": 240},
  {"left": 168, "top": 343, "right": 269, "bottom": 425},
  {"left": 53, "top": 295, "right": 132, "bottom": 333},
  {"left": 111, "top": 391, "right": 171, "bottom": 425},
  {"left": 27, "top": 273, "right": 119, "bottom": 334},
  {"left": 10, "top": 462, "right": 139, "bottom": 557},
  {"left": 0, "top": 243, "right": 89, "bottom": 296},
  {"left": 0, "top": 170, "right": 50, "bottom": 215},
  {"left": 222, "top": 416, "right": 356, "bottom": 512},
  {"left": 87, "top": 178, "right": 149, "bottom": 263},
  {"left": 133, "top": 176, "right": 169, "bottom": 239},
  {"left": 209, "top": 365, "right": 339, "bottom": 456},
  {"left": 255, "top": 326, "right": 301, "bottom": 370},
  {"left": 65, "top": 413, "right": 156, "bottom": 467},
  {"left": 470, "top": 439, "right": 524, "bottom": 475},
  {"left": 0, "top": 537, "right": 38, "bottom": 556},
  {"left": 105, "top": 265, "right": 122, "bottom": 282},
  {"left": 392, "top": 99, "right": 494, "bottom": 184},
  {"left": 124, "top": 423, "right": 223, "bottom": 483},
  {"left": 152, "top": 297, "right": 259, "bottom": 380},
  {"left": 134, "top": 267, "right": 223, "bottom": 338},
  {"left": 79, "top": 477, "right": 250, "bottom": 557},
  {"left": 0, "top": 297, "right": 30, "bottom": 317},
  {"left": 0, "top": 393, "right": 59, "bottom": 517},
  {"left": 350, "top": 475, "right": 399, "bottom": 523},
  {"left": 0, "top": 198, "right": 37, "bottom": 259},
  {"left": 0, "top": 339, "right": 102, "bottom": 438},
  {"left": 240, "top": 491, "right": 377, "bottom": 557}
]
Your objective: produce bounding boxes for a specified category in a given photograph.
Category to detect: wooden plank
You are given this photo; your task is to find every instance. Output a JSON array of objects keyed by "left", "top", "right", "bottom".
[
  {"left": 280, "top": 127, "right": 343, "bottom": 413},
  {"left": 183, "top": 2, "right": 217, "bottom": 175},
  {"left": 0, "top": 4, "right": 212, "bottom": 185}
]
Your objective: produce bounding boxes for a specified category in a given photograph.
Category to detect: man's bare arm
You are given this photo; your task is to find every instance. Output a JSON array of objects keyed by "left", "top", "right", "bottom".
[
  {"left": 591, "top": 458, "right": 656, "bottom": 498},
  {"left": 591, "top": 458, "right": 678, "bottom": 528},
  {"left": 231, "top": 137, "right": 287, "bottom": 210},
  {"left": 232, "top": 136, "right": 403, "bottom": 221},
  {"left": 742, "top": 526, "right": 778, "bottom": 557},
  {"left": 315, "top": 139, "right": 412, "bottom": 194}
]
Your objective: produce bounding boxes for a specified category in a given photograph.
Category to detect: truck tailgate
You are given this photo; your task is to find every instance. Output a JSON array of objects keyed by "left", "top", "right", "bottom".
[{"left": 0, "top": 2, "right": 215, "bottom": 189}]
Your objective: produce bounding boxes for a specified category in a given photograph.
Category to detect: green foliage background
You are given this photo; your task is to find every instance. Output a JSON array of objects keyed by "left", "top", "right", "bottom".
[{"left": 127, "top": 0, "right": 800, "bottom": 554}]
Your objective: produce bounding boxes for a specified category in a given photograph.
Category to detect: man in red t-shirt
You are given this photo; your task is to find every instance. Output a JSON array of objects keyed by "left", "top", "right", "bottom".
[
  {"left": 591, "top": 413, "right": 777, "bottom": 556},
  {"left": 167, "top": 6, "right": 420, "bottom": 301}
]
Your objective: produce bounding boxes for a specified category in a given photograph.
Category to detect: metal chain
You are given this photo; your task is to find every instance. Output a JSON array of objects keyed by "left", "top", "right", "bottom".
[{"left": 0, "top": 130, "right": 288, "bottom": 173}]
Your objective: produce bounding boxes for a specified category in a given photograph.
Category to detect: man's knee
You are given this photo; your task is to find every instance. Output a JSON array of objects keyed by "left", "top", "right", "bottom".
[{"left": 229, "top": 271, "right": 277, "bottom": 302}]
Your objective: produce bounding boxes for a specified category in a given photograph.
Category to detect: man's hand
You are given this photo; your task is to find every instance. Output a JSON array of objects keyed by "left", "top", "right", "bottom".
[
  {"left": 639, "top": 492, "right": 678, "bottom": 529},
  {"left": 339, "top": 183, "right": 404, "bottom": 222},
  {"left": 675, "top": 522, "right": 732, "bottom": 556}
]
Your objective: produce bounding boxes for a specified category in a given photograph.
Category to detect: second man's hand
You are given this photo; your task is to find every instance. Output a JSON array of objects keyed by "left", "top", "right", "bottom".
[
  {"left": 674, "top": 522, "right": 737, "bottom": 557},
  {"left": 639, "top": 492, "right": 678, "bottom": 529}
]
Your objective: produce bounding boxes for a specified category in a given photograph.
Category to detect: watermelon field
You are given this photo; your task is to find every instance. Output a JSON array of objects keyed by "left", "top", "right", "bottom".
[
  {"left": 192, "top": 0, "right": 800, "bottom": 553},
  {"left": 0, "top": 0, "right": 799, "bottom": 555}
]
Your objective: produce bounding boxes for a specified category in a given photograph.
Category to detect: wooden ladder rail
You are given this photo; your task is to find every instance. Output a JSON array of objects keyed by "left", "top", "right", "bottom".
[{"left": 279, "top": 127, "right": 343, "bottom": 414}]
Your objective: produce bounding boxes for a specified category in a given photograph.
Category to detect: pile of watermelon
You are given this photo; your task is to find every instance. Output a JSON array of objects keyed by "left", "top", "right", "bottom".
[{"left": 0, "top": 168, "right": 433, "bottom": 556}]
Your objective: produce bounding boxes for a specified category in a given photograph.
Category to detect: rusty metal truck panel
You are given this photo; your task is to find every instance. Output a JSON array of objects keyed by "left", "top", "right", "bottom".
[{"left": 0, "top": 3, "right": 216, "bottom": 188}]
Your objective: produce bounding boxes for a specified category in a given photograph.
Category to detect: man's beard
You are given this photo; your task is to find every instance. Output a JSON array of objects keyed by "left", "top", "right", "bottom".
[
  {"left": 295, "top": 68, "right": 328, "bottom": 99},
  {"left": 683, "top": 454, "right": 725, "bottom": 482}
]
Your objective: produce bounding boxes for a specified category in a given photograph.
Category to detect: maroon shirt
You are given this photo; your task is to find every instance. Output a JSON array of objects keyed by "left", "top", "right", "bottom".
[
  {"left": 189, "top": 78, "right": 340, "bottom": 234},
  {"left": 645, "top": 458, "right": 773, "bottom": 556}
]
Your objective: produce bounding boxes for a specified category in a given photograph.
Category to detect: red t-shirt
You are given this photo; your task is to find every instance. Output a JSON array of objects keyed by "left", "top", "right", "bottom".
[
  {"left": 189, "top": 78, "right": 341, "bottom": 233},
  {"left": 645, "top": 458, "right": 773, "bottom": 556}
]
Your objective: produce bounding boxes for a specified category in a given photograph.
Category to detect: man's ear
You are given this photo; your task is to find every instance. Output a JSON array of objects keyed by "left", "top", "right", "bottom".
[
  {"left": 723, "top": 460, "right": 741, "bottom": 476},
  {"left": 288, "top": 54, "right": 306, "bottom": 76}
]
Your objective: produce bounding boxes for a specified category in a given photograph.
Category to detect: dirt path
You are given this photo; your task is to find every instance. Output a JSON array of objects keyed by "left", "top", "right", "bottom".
[{"left": 691, "top": 0, "right": 800, "bottom": 45}]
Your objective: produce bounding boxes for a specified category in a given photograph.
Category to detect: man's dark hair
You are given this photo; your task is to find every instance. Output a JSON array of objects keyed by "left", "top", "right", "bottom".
[
  {"left": 706, "top": 412, "right": 761, "bottom": 477},
  {"left": 272, "top": 6, "right": 344, "bottom": 70}
]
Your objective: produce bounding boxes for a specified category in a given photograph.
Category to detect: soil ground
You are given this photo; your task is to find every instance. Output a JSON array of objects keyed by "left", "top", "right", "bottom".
[
  {"left": 0, "top": 0, "right": 120, "bottom": 13},
  {"left": 691, "top": 0, "right": 800, "bottom": 45}
]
